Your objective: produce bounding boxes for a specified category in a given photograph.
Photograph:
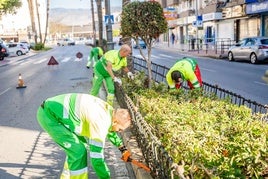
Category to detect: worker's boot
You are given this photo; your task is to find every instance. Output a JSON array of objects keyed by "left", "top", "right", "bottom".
[{"left": 107, "top": 93, "right": 114, "bottom": 106}]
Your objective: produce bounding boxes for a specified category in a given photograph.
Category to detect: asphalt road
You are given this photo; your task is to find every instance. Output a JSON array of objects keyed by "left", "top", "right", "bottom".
[
  {"left": 133, "top": 46, "right": 268, "bottom": 105},
  {"left": 0, "top": 45, "right": 135, "bottom": 179},
  {"left": 0, "top": 43, "right": 267, "bottom": 178}
]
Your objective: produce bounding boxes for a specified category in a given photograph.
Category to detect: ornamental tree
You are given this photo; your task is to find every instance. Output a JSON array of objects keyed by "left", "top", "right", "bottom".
[
  {"left": 0, "top": 0, "right": 22, "bottom": 15},
  {"left": 120, "top": 1, "right": 168, "bottom": 88}
]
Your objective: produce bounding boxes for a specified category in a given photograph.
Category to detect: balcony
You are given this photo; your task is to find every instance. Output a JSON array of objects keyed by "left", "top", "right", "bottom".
[{"left": 179, "top": 9, "right": 195, "bottom": 18}]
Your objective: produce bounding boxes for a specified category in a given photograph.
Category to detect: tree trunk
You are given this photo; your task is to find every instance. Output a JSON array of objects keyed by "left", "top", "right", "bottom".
[
  {"left": 35, "top": 0, "right": 42, "bottom": 43},
  {"left": 27, "top": 0, "right": 37, "bottom": 44},
  {"left": 122, "top": 0, "right": 133, "bottom": 71},
  {"left": 96, "top": 0, "right": 103, "bottom": 48},
  {"left": 91, "top": 0, "right": 96, "bottom": 46},
  {"left": 43, "top": 0, "right": 49, "bottom": 44}
]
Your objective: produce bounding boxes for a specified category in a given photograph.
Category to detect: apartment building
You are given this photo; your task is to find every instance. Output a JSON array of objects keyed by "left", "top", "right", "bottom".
[{"left": 157, "top": 0, "right": 268, "bottom": 45}]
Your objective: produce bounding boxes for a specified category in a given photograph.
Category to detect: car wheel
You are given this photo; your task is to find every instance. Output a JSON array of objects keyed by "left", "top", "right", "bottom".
[
  {"left": 228, "top": 52, "right": 234, "bottom": 61},
  {"left": 0, "top": 56, "right": 4, "bottom": 61},
  {"left": 17, "top": 51, "right": 23, "bottom": 56},
  {"left": 250, "top": 53, "right": 257, "bottom": 64}
]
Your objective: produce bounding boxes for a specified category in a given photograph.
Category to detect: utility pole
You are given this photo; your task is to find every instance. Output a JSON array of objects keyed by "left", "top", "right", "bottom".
[{"left": 105, "top": 0, "right": 114, "bottom": 50}]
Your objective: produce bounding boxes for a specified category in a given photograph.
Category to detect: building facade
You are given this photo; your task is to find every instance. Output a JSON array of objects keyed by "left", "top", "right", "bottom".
[{"left": 157, "top": 0, "right": 268, "bottom": 47}]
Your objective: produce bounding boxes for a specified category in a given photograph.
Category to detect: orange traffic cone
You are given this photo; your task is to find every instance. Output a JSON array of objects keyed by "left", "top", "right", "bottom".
[{"left": 16, "top": 73, "right": 27, "bottom": 89}]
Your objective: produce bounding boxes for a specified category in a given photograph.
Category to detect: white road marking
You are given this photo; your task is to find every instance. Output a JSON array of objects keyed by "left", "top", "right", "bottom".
[
  {"left": 254, "top": 81, "right": 268, "bottom": 86},
  {"left": 19, "top": 60, "right": 32, "bottom": 65},
  {"left": 74, "top": 58, "right": 83, "bottom": 61},
  {"left": 159, "top": 54, "right": 173, "bottom": 58},
  {"left": 61, "top": 57, "right": 71, "bottom": 62},
  {"left": 10, "top": 61, "right": 23, "bottom": 65},
  {"left": 33, "top": 58, "right": 48, "bottom": 64},
  {"left": 0, "top": 87, "right": 11, "bottom": 96},
  {"left": 200, "top": 67, "right": 216, "bottom": 72}
]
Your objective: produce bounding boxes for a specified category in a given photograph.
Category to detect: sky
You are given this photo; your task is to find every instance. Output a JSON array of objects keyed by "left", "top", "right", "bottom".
[{"left": 50, "top": 0, "right": 123, "bottom": 9}]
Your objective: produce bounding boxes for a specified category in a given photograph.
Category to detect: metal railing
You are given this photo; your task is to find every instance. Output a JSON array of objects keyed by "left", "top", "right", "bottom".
[
  {"left": 115, "top": 83, "right": 176, "bottom": 179},
  {"left": 187, "top": 38, "right": 234, "bottom": 55},
  {"left": 115, "top": 57, "right": 267, "bottom": 178},
  {"left": 132, "top": 56, "right": 268, "bottom": 114}
]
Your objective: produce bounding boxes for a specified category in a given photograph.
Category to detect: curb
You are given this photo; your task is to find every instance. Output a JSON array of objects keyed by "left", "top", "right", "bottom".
[
  {"left": 120, "top": 127, "right": 153, "bottom": 179},
  {"left": 103, "top": 82, "right": 153, "bottom": 179}
]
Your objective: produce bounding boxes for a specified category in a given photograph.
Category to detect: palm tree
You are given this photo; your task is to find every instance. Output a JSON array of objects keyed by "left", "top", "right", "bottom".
[
  {"left": 91, "top": 0, "right": 96, "bottom": 46},
  {"left": 96, "top": 0, "right": 103, "bottom": 48},
  {"left": 43, "top": 0, "right": 49, "bottom": 44},
  {"left": 35, "top": 0, "right": 42, "bottom": 43},
  {"left": 27, "top": 0, "right": 37, "bottom": 44}
]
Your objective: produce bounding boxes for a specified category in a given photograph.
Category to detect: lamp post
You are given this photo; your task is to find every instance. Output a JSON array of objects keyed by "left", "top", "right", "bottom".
[
  {"left": 105, "top": 0, "right": 114, "bottom": 50},
  {"left": 195, "top": 0, "right": 199, "bottom": 53}
]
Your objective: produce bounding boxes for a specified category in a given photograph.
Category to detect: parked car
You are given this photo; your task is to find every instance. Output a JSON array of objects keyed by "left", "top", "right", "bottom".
[
  {"left": 0, "top": 43, "right": 9, "bottom": 61},
  {"left": 57, "top": 38, "right": 75, "bottom": 46},
  {"left": 18, "top": 43, "right": 29, "bottom": 53},
  {"left": 228, "top": 36, "right": 268, "bottom": 64},
  {"left": 133, "top": 38, "right": 146, "bottom": 49},
  {"left": 20, "top": 41, "right": 30, "bottom": 50},
  {"left": 85, "top": 38, "right": 93, "bottom": 46},
  {"left": 6, "top": 42, "right": 28, "bottom": 56},
  {"left": 30, "top": 42, "right": 36, "bottom": 50}
]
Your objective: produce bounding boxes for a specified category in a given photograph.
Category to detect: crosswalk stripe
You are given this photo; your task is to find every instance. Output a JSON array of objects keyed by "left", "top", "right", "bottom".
[
  {"left": 61, "top": 57, "right": 71, "bottom": 62},
  {"left": 33, "top": 58, "right": 48, "bottom": 64},
  {"left": 19, "top": 60, "right": 32, "bottom": 65}
]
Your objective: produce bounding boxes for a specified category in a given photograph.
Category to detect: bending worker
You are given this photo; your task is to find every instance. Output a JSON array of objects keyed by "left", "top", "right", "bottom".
[
  {"left": 37, "top": 93, "right": 132, "bottom": 179},
  {"left": 86, "top": 46, "right": 103, "bottom": 69},
  {"left": 90, "top": 44, "right": 134, "bottom": 105},
  {"left": 166, "top": 57, "right": 202, "bottom": 89}
]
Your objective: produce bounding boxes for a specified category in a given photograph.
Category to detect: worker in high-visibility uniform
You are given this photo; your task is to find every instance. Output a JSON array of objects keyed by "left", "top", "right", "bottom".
[
  {"left": 166, "top": 57, "right": 202, "bottom": 89},
  {"left": 86, "top": 47, "right": 103, "bottom": 69},
  {"left": 90, "top": 44, "right": 134, "bottom": 105},
  {"left": 36, "top": 93, "right": 132, "bottom": 179}
]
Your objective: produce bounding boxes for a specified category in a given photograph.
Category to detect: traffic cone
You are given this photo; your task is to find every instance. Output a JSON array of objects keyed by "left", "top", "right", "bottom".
[
  {"left": 16, "top": 73, "right": 27, "bottom": 89},
  {"left": 262, "top": 70, "right": 268, "bottom": 84}
]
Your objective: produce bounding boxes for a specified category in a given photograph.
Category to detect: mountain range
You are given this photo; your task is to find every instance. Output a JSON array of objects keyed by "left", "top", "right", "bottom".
[{"left": 49, "top": 7, "right": 122, "bottom": 26}]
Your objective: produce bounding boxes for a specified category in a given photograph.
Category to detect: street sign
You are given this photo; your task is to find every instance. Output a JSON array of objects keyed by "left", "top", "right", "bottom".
[
  {"left": 196, "top": 15, "right": 203, "bottom": 27},
  {"left": 196, "top": 20, "right": 203, "bottom": 27},
  {"left": 104, "top": 15, "right": 114, "bottom": 25}
]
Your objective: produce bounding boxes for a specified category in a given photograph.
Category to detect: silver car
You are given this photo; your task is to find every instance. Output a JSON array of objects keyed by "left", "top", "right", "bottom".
[{"left": 228, "top": 36, "right": 268, "bottom": 64}]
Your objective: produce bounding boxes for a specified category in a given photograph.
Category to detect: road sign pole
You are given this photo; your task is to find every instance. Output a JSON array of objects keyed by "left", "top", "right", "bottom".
[{"left": 105, "top": 0, "right": 114, "bottom": 51}]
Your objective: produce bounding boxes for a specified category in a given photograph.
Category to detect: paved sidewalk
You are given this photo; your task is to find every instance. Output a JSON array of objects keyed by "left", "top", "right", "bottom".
[{"left": 154, "top": 42, "right": 228, "bottom": 59}]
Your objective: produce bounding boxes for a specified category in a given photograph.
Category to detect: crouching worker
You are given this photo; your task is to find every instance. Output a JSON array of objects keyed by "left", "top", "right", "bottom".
[
  {"left": 36, "top": 93, "right": 132, "bottom": 179},
  {"left": 166, "top": 57, "right": 202, "bottom": 90}
]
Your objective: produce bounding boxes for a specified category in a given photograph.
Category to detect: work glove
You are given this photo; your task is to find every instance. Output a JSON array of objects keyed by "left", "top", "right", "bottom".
[
  {"left": 119, "top": 145, "right": 131, "bottom": 162},
  {"left": 114, "top": 77, "right": 122, "bottom": 85},
  {"left": 127, "top": 72, "right": 134, "bottom": 80}
]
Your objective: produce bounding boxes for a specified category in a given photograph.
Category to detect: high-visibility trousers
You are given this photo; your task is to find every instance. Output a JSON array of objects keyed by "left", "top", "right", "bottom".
[{"left": 37, "top": 106, "right": 88, "bottom": 179}]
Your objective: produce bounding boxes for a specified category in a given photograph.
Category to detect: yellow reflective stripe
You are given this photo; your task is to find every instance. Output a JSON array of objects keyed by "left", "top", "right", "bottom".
[
  {"left": 70, "top": 167, "right": 88, "bottom": 176},
  {"left": 61, "top": 167, "right": 88, "bottom": 179},
  {"left": 74, "top": 94, "right": 82, "bottom": 134},
  {"left": 89, "top": 139, "right": 104, "bottom": 148},
  {"left": 90, "top": 152, "right": 104, "bottom": 158},
  {"left": 63, "top": 94, "right": 71, "bottom": 118}
]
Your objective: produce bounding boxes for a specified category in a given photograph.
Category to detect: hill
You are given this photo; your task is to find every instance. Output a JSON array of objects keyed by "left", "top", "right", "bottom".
[{"left": 49, "top": 7, "right": 122, "bottom": 26}]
